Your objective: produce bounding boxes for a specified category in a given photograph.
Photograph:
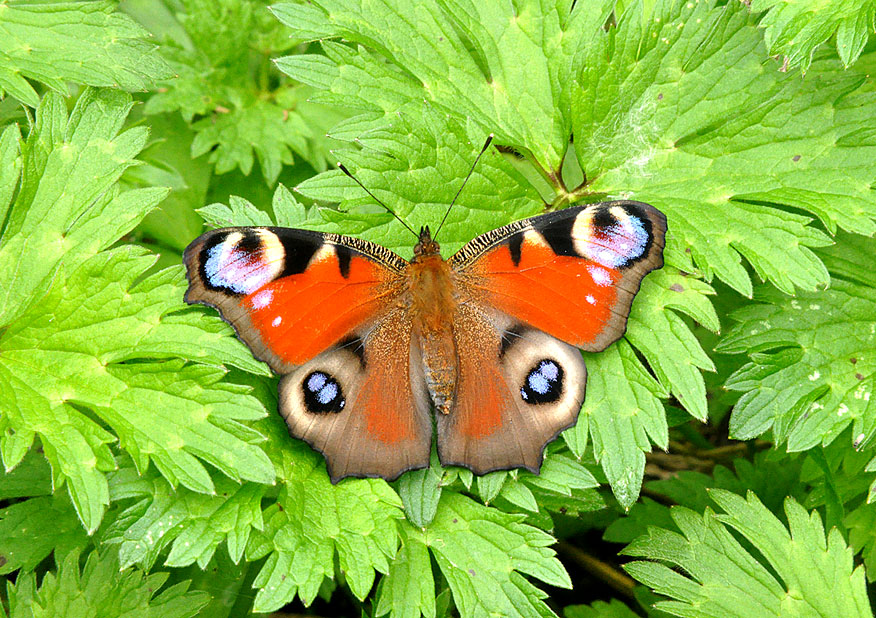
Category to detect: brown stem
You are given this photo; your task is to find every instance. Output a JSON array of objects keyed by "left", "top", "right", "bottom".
[{"left": 556, "top": 542, "right": 637, "bottom": 600}]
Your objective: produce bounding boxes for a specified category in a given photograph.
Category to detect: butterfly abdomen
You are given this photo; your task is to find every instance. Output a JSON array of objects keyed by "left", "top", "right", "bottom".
[{"left": 408, "top": 253, "right": 459, "bottom": 415}]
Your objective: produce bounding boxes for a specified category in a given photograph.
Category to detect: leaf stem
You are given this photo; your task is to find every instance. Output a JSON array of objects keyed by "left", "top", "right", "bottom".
[{"left": 556, "top": 542, "right": 637, "bottom": 600}]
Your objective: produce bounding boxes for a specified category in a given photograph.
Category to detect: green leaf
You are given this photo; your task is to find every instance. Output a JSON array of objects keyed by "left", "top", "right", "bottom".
[
  {"left": 0, "top": 494, "right": 89, "bottom": 576},
  {"left": 138, "top": 0, "right": 344, "bottom": 184},
  {"left": 605, "top": 451, "right": 806, "bottom": 544},
  {"left": 0, "top": 89, "right": 274, "bottom": 532},
  {"left": 0, "top": 244, "right": 275, "bottom": 532},
  {"left": 189, "top": 97, "right": 310, "bottom": 184},
  {"left": 295, "top": 108, "right": 541, "bottom": 257},
  {"left": 718, "top": 243, "right": 876, "bottom": 452},
  {"left": 102, "top": 462, "right": 268, "bottom": 572},
  {"left": 0, "top": 448, "right": 51, "bottom": 499},
  {"left": 521, "top": 451, "right": 599, "bottom": 500},
  {"left": 817, "top": 230, "right": 876, "bottom": 288},
  {"left": 274, "top": 0, "right": 613, "bottom": 170},
  {"left": 247, "top": 442, "right": 404, "bottom": 613},
  {"left": 397, "top": 452, "right": 443, "bottom": 529},
  {"left": 565, "top": 341, "right": 668, "bottom": 509},
  {"left": 375, "top": 531, "right": 436, "bottom": 618},
  {"left": 624, "top": 490, "right": 872, "bottom": 617},
  {"left": 0, "top": 0, "right": 172, "bottom": 106},
  {"left": 574, "top": 0, "right": 863, "bottom": 297},
  {"left": 6, "top": 549, "right": 209, "bottom": 618},
  {"left": 417, "top": 492, "right": 571, "bottom": 618},
  {"left": 0, "top": 123, "right": 21, "bottom": 223},
  {"left": 476, "top": 471, "right": 508, "bottom": 505},
  {"left": 626, "top": 268, "right": 718, "bottom": 422},
  {"left": 564, "top": 599, "right": 641, "bottom": 618},
  {"left": 0, "top": 89, "right": 155, "bottom": 325},
  {"left": 750, "top": 0, "right": 876, "bottom": 70},
  {"left": 124, "top": 112, "right": 211, "bottom": 252},
  {"left": 165, "top": 481, "right": 266, "bottom": 569},
  {"left": 846, "top": 501, "right": 876, "bottom": 582}
]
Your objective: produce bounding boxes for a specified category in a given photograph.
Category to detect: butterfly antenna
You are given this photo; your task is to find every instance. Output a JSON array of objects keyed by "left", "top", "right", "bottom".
[
  {"left": 337, "top": 163, "right": 418, "bottom": 238},
  {"left": 433, "top": 134, "right": 494, "bottom": 242}
]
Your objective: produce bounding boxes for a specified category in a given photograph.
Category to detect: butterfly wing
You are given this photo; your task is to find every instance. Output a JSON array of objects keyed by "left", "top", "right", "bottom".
[
  {"left": 438, "top": 201, "right": 665, "bottom": 473},
  {"left": 437, "top": 307, "right": 586, "bottom": 474},
  {"left": 184, "top": 227, "right": 431, "bottom": 480},
  {"left": 449, "top": 200, "right": 666, "bottom": 351},
  {"left": 278, "top": 308, "right": 432, "bottom": 481},
  {"left": 183, "top": 227, "right": 408, "bottom": 372}
]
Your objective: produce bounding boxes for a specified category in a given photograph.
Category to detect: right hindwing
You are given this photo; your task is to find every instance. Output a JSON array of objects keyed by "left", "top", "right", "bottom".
[{"left": 435, "top": 306, "right": 587, "bottom": 475}]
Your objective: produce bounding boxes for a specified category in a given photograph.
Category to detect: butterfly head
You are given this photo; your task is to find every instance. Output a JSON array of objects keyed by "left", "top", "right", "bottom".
[{"left": 413, "top": 225, "right": 441, "bottom": 259}]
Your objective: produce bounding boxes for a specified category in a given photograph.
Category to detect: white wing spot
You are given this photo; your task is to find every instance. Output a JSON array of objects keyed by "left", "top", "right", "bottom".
[
  {"left": 251, "top": 289, "right": 274, "bottom": 309},
  {"left": 585, "top": 295, "right": 596, "bottom": 305},
  {"left": 272, "top": 316, "right": 282, "bottom": 327},
  {"left": 588, "top": 265, "right": 612, "bottom": 286}
]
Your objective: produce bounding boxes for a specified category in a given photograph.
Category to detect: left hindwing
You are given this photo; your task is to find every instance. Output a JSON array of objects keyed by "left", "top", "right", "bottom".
[{"left": 449, "top": 200, "right": 666, "bottom": 351}]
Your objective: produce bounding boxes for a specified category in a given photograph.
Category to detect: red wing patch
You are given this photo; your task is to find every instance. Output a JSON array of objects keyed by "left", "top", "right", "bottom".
[
  {"left": 184, "top": 227, "right": 407, "bottom": 372},
  {"left": 451, "top": 201, "right": 666, "bottom": 352}
]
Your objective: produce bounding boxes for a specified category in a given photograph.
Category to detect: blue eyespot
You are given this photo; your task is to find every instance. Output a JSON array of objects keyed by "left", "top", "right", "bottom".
[
  {"left": 303, "top": 371, "right": 345, "bottom": 413},
  {"left": 520, "top": 360, "right": 563, "bottom": 405}
]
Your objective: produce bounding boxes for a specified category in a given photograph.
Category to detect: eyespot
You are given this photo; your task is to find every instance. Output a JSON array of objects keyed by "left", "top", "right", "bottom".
[
  {"left": 520, "top": 359, "right": 564, "bottom": 405},
  {"left": 302, "top": 371, "right": 346, "bottom": 413},
  {"left": 201, "top": 229, "right": 283, "bottom": 295}
]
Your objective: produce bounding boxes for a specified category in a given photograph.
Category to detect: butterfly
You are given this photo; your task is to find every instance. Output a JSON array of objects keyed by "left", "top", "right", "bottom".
[{"left": 183, "top": 152, "right": 666, "bottom": 483}]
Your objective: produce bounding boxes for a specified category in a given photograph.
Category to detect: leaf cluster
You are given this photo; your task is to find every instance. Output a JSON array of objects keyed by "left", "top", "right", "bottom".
[{"left": 1, "top": 0, "right": 875, "bottom": 616}]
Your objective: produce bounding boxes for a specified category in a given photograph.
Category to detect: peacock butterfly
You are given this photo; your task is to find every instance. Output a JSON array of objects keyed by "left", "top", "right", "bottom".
[{"left": 183, "top": 143, "right": 666, "bottom": 482}]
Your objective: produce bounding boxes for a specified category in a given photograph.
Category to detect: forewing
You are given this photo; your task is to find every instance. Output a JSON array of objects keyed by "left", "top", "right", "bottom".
[
  {"left": 184, "top": 227, "right": 408, "bottom": 373},
  {"left": 450, "top": 201, "right": 666, "bottom": 351}
]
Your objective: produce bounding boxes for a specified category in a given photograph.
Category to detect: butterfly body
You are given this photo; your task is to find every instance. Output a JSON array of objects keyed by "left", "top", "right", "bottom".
[
  {"left": 407, "top": 232, "right": 459, "bottom": 414},
  {"left": 184, "top": 201, "right": 666, "bottom": 482}
]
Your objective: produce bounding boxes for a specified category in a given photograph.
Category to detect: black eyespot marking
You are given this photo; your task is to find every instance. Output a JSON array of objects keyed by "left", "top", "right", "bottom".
[
  {"left": 534, "top": 214, "right": 577, "bottom": 257},
  {"left": 591, "top": 207, "right": 617, "bottom": 232},
  {"left": 276, "top": 228, "right": 323, "bottom": 277},
  {"left": 508, "top": 234, "right": 523, "bottom": 267},
  {"left": 335, "top": 244, "right": 353, "bottom": 278},
  {"left": 302, "top": 371, "right": 346, "bottom": 413},
  {"left": 520, "top": 359, "right": 564, "bottom": 405}
]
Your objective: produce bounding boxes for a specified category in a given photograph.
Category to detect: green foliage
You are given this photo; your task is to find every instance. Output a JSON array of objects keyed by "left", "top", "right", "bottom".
[
  {"left": 5, "top": 549, "right": 208, "bottom": 618},
  {"left": 624, "top": 491, "right": 870, "bottom": 617},
  {"left": 0, "top": 0, "right": 875, "bottom": 616},
  {"left": 0, "top": 0, "right": 172, "bottom": 107},
  {"left": 749, "top": 0, "right": 876, "bottom": 71},
  {"left": 130, "top": 0, "right": 343, "bottom": 184},
  {"left": 718, "top": 237, "right": 876, "bottom": 463}
]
